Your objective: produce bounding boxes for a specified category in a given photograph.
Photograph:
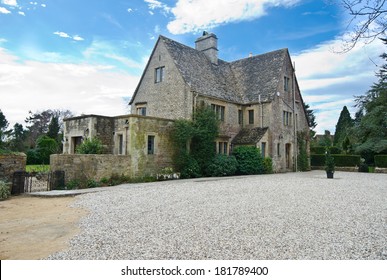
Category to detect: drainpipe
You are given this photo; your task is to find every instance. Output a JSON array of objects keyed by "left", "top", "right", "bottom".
[
  {"left": 293, "top": 61, "right": 298, "bottom": 172},
  {"left": 259, "top": 94, "right": 263, "bottom": 127}
]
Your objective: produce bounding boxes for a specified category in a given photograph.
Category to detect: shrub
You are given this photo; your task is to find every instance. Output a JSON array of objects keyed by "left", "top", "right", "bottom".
[
  {"left": 310, "top": 146, "right": 342, "bottom": 155},
  {"left": 0, "top": 180, "right": 11, "bottom": 200},
  {"left": 374, "top": 155, "right": 387, "bottom": 168},
  {"left": 310, "top": 146, "right": 326, "bottom": 155},
  {"left": 65, "top": 179, "right": 82, "bottom": 190},
  {"left": 76, "top": 137, "right": 104, "bottom": 154},
  {"left": 87, "top": 179, "right": 100, "bottom": 188},
  {"left": 232, "top": 146, "right": 265, "bottom": 175},
  {"left": 330, "top": 146, "right": 342, "bottom": 154},
  {"left": 207, "top": 155, "right": 238, "bottom": 177},
  {"left": 263, "top": 157, "right": 273, "bottom": 174},
  {"left": 179, "top": 154, "right": 201, "bottom": 179},
  {"left": 332, "top": 155, "right": 360, "bottom": 167},
  {"left": 311, "top": 154, "right": 360, "bottom": 167}
]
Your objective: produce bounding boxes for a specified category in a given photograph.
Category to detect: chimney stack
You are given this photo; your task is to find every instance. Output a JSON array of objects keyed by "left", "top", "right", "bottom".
[{"left": 195, "top": 31, "right": 218, "bottom": 65}]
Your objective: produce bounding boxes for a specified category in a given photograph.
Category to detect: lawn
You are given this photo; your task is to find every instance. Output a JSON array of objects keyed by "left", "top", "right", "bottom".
[{"left": 26, "top": 165, "right": 50, "bottom": 173}]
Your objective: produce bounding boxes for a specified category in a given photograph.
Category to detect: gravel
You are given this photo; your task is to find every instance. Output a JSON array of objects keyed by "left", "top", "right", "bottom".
[{"left": 47, "top": 171, "right": 387, "bottom": 260}]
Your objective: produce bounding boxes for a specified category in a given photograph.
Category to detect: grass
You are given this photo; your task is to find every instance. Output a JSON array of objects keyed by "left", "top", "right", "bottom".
[{"left": 26, "top": 165, "right": 50, "bottom": 173}]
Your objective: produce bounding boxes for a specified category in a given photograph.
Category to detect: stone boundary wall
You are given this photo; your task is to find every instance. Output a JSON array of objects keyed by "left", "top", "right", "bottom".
[
  {"left": 0, "top": 154, "right": 26, "bottom": 182},
  {"left": 50, "top": 154, "right": 132, "bottom": 183}
]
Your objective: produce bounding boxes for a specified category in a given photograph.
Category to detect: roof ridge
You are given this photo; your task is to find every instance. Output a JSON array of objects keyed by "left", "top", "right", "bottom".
[{"left": 230, "top": 48, "right": 288, "bottom": 64}]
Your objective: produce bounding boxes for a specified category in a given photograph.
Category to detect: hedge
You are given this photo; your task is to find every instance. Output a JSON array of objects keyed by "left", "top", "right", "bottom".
[
  {"left": 374, "top": 155, "right": 387, "bottom": 168},
  {"left": 311, "top": 154, "right": 360, "bottom": 167},
  {"left": 310, "top": 146, "right": 342, "bottom": 155}
]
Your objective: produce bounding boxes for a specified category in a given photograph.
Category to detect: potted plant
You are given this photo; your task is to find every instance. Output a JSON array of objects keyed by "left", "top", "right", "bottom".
[{"left": 325, "top": 149, "right": 335, "bottom": 179}]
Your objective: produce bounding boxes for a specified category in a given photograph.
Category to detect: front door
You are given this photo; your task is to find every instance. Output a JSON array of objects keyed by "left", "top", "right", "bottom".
[{"left": 285, "top": 143, "right": 291, "bottom": 169}]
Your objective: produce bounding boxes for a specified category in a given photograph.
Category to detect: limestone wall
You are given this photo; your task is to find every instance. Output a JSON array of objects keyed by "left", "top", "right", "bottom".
[
  {"left": 50, "top": 154, "right": 132, "bottom": 182},
  {"left": 0, "top": 154, "right": 26, "bottom": 182}
]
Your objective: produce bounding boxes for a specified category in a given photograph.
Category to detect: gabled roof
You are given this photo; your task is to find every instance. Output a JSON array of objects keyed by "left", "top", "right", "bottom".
[
  {"left": 130, "top": 35, "right": 289, "bottom": 105},
  {"left": 231, "top": 127, "right": 269, "bottom": 145}
]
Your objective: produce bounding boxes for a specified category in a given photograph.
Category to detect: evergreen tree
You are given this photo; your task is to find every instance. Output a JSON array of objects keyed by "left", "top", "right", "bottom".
[
  {"left": 352, "top": 38, "right": 387, "bottom": 162},
  {"left": 9, "top": 123, "right": 27, "bottom": 152},
  {"left": 0, "top": 110, "right": 11, "bottom": 150},
  {"left": 47, "top": 116, "right": 60, "bottom": 141},
  {"left": 333, "top": 106, "right": 354, "bottom": 147}
]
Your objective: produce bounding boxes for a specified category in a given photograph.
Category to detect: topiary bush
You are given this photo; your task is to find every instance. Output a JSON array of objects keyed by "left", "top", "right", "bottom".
[
  {"left": 232, "top": 146, "right": 265, "bottom": 175},
  {"left": 311, "top": 154, "right": 360, "bottom": 167},
  {"left": 0, "top": 180, "right": 11, "bottom": 200},
  {"left": 207, "top": 154, "right": 238, "bottom": 177}
]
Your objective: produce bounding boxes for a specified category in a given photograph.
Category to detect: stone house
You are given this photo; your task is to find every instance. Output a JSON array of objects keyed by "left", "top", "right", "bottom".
[
  {"left": 61, "top": 32, "right": 309, "bottom": 174},
  {"left": 129, "top": 32, "right": 310, "bottom": 172}
]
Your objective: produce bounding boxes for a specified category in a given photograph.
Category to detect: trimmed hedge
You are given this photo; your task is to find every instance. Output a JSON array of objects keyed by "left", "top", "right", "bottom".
[
  {"left": 375, "top": 155, "right": 387, "bottom": 168},
  {"left": 311, "top": 154, "right": 360, "bottom": 167},
  {"left": 310, "top": 146, "right": 342, "bottom": 155}
]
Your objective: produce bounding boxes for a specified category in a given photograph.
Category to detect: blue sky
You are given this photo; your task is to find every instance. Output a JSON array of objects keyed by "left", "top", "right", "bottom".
[{"left": 0, "top": 0, "right": 385, "bottom": 134}]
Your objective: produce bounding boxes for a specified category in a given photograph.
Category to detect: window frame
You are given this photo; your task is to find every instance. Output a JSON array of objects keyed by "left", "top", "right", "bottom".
[
  {"left": 248, "top": 109, "right": 254, "bottom": 125},
  {"left": 155, "top": 66, "right": 165, "bottom": 83},
  {"left": 147, "top": 135, "right": 155, "bottom": 155}
]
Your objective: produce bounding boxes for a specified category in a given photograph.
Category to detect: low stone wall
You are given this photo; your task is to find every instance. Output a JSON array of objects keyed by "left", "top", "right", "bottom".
[
  {"left": 0, "top": 154, "right": 26, "bottom": 182},
  {"left": 50, "top": 154, "right": 132, "bottom": 183}
]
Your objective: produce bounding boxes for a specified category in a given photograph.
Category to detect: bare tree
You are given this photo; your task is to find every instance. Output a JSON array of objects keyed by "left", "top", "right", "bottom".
[{"left": 340, "top": 0, "right": 386, "bottom": 52}]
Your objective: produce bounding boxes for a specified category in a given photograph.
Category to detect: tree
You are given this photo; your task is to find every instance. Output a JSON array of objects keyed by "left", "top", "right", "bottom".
[
  {"left": 9, "top": 123, "right": 27, "bottom": 152},
  {"left": 333, "top": 106, "right": 354, "bottom": 147},
  {"left": 35, "top": 135, "right": 59, "bottom": 164},
  {"left": 47, "top": 116, "right": 60, "bottom": 141},
  {"left": 0, "top": 110, "right": 11, "bottom": 150},
  {"left": 304, "top": 103, "right": 317, "bottom": 139},
  {"left": 337, "top": 0, "right": 387, "bottom": 52},
  {"left": 353, "top": 38, "right": 387, "bottom": 162}
]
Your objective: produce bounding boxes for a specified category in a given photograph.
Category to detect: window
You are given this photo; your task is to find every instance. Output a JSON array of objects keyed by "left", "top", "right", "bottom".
[
  {"left": 238, "top": 110, "right": 243, "bottom": 125},
  {"left": 284, "top": 76, "right": 290, "bottom": 92},
  {"left": 118, "top": 134, "right": 123, "bottom": 155},
  {"left": 147, "top": 135, "right": 155, "bottom": 154},
  {"left": 211, "top": 104, "right": 225, "bottom": 121},
  {"left": 261, "top": 142, "right": 266, "bottom": 158},
  {"left": 137, "top": 107, "right": 147, "bottom": 116},
  {"left": 248, "top": 110, "right": 254, "bottom": 124},
  {"left": 155, "top": 66, "right": 165, "bottom": 83},
  {"left": 217, "top": 141, "right": 228, "bottom": 154},
  {"left": 277, "top": 143, "right": 281, "bottom": 157},
  {"left": 283, "top": 111, "right": 292, "bottom": 126}
]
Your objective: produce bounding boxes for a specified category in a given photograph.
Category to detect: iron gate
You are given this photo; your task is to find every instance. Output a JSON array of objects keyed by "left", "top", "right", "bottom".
[{"left": 11, "top": 171, "right": 65, "bottom": 195}]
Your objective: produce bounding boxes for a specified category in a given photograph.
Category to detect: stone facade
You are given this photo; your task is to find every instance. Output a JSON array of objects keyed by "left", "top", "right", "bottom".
[
  {"left": 129, "top": 33, "right": 310, "bottom": 172},
  {"left": 59, "top": 115, "right": 174, "bottom": 180},
  {"left": 0, "top": 154, "right": 27, "bottom": 182}
]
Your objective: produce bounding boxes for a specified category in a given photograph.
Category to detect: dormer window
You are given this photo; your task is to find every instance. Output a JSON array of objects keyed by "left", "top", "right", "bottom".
[{"left": 155, "top": 66, "right": 165, "bottom": 83}]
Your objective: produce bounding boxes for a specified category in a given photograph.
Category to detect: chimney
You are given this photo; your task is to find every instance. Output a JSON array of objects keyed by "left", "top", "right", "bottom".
[{"left": 195, "top": 31, "right": 218, "bottom": 65}]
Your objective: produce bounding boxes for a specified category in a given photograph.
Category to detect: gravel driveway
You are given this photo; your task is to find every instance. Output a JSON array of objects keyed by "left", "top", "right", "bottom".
[{"left": 48, "top": 171, "right": 387, "bottom": 260}]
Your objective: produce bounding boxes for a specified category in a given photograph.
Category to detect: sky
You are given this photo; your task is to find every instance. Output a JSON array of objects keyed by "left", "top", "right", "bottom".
[{"left": 0, "top": 0, "right": 385, "bottom": 134}]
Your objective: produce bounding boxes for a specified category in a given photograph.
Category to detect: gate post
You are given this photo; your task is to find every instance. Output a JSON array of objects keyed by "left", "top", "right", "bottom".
[
  {"left": 50, "top": 171, "right": 65, "bottom": 190},
  {"left": 11, "top": 171, "right": 27, "bottom": 195}
]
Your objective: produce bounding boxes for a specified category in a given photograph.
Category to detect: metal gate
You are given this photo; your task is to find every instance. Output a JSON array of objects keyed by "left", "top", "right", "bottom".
[{"left": 11, "top": 171, "right": 65, "bottom": 195}]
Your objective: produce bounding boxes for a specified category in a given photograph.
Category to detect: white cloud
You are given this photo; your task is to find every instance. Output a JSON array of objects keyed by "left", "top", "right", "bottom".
[
  {"left": 18, "top": 10, "right": 24, "bottom": 16},
  {"left": 167, "top": 0, "right": 301, "bottom": 34},
  {"left": 293, "top": 35, "right": 385, "bottom": 134},
  {"left": 2, "top": 0, "right": 17, "bottom": 6},
  {"left": 0, "top": 47, "right": 140, "bottom": 127},
  {"left": 53, "top": 31, "right": 71, "bottom": 38},
  {"left": 73, "top": 35, "right": 84, "bottom": 41},
  {"left": 127, "top": 8, "right": 132, "bottom": 13},
  {"left": 0, "top": 7, "right": 11, "bottom": 13},
  {"left": 41, "top": 4, "right": 46, "bottom": 8}
]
